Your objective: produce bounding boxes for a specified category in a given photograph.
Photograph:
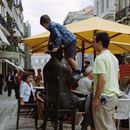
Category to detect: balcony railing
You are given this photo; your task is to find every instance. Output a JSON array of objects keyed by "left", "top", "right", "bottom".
[
  {"left": 0, "top": 14, "right": 12, "bottom": 34},
  {"left": 0, "top": 14, "right": 8, "bottom": 30},
  {"left": 115, "top": 5, "right": 130, "bottom": 21}
]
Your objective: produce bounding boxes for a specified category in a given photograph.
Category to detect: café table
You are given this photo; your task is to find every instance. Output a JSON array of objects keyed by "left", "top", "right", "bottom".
[
  {"left": 34, "top": 86, "right": 45, "bottom": 103},
  {"left": 34, "top": 86, "right": 45, "bottom": 90}
]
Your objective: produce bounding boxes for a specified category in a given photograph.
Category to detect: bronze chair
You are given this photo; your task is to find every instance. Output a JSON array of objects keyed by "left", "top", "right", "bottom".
[
  {"left": 42, "top": 56, "right": 80, "bottom": 130},
  {"left": 16, "top": 92, "right": 38, "bottom": 129},
  {"left": 42, "top": 81, "right": 76, "bottom": 130}
]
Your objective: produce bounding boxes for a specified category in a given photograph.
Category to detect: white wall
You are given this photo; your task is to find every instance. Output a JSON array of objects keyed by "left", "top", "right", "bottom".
[{"left": 94, "top": 0, "right": 115, "bottom": 20}]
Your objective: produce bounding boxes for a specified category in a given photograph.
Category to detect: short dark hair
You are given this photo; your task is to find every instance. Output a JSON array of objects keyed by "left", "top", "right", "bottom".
[
  {"left": 28, "top": 69, "right": 35, "bottom": 74},
  {"left": 40, "top": 14, "right": 51, "bottom": 26},
  {"left": 95, "top": 32, "right": 110, "bottom": 48},
  {"left": 22, "top": 72, "right": 32, "bottom": 82}
]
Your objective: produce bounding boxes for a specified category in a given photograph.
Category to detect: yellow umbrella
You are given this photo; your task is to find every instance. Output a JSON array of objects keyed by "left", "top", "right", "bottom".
[
  {"left": 21, "top": 16, "right": 130, "bottom": 54},
  {"left": 66, "top": 16, "right": 130, "bottom": 55}
]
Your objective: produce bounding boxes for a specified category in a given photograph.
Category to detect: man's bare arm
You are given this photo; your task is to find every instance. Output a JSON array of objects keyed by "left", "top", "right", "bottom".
[{"left": 92, "top": 73, "right": 106, "bottom": 112}]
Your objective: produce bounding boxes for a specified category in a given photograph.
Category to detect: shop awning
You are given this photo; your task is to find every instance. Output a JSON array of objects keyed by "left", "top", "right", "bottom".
[
  {"left": 0, "top": 29, "right": 10, "bottom": 46},
  {"left": 0, "top": 59, "right": 23, "bottom": 71}
]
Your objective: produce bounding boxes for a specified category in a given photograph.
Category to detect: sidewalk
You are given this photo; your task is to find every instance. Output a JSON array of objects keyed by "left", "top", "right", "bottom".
[
  {"left": 0, "top": 91, "right": 81, "bottom": 130},
  {"left": 0, "top": 90, "right": 17, "bottom": 130},
  {"left": 0, "top": 90, "right": 38, "bottom": 130},
  {"left": 0, "top": 90, "right": 129, "bottom": 130}
]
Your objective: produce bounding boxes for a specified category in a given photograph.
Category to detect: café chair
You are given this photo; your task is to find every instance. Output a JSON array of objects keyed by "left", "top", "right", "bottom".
[{"left": 16, "top": 93, "right": 38, "bottom": 129}]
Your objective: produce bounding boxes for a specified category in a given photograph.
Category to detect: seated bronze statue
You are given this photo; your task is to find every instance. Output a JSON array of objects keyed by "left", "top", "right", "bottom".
[{"left": 43, "top": 50, "right": 80, "bottom": 110}]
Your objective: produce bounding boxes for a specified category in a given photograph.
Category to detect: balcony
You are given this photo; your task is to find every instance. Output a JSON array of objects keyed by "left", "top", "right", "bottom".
[
  {"left": 0, "top": 14, "right": 8, "bottom": 30},
  {"left": 115, "top": 5, "right": 130, "bottom": 21}
]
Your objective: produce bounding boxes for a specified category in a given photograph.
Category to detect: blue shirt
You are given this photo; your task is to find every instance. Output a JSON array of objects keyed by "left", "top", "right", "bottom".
[{"left": 48, "top": 21, "right": 76, "bottom": 48}]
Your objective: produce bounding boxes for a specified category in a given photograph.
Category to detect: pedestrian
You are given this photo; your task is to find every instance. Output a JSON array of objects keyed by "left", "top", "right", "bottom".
[
  {"left": 0, "top": 74, "right": 4, "bottom": 94},
  {"left": 35, "top": 68, "right": 43, "bottom": 86},
  {"left": 40, "top": 14, "right": 82, "bottom": 79},
  {"left": 6, "top": 71, "right": 15, "bottom": 97},
  {"left": 92, "top": 32, "right": 120, "bottom": 130},
  {"left": 76, "top": 66, "right": 93, "bottom": 96},
  {"left": 81, "top": 60, "right": 90, "bottom": 73},
  {"left": 76, "top": 66, "right": 95, "bottom": 130}
]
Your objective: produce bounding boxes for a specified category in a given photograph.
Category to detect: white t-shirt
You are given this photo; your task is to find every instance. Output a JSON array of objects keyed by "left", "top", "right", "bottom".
[
  {"left": 20, "top": 81, "right": 35, "bottom": 102},
  {"left": 93, "top": 50, "right": 120, "bottom": 97},
  {"left": 76, "top": 77, "right": 93, "bottom": 95}
]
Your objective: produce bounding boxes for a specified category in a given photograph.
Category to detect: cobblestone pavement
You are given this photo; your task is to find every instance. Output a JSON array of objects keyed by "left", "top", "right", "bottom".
[
  {"left": 0, "top": 90, "right": 17, "bottom": 130},
  {"left": 0, "top": 90, "right": 82, "bottom": 130},
  {"left": 0, "top": 90, "right": 129, "bottom": 130}
]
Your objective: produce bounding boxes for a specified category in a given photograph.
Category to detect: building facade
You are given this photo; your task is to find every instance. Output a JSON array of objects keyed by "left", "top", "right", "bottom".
[
  {"left": 31, "top": 54, "right": 51, "bottom": 74},
  {"left": 115, "top": 0, "right": 130, "bottom": 25},
  {"left": 63, "top": 6, "right": 94, "bottom": 25},
  {"left": 0, "top": 0, "right": 26, "bottom": 78},
  {"left": 115, "top": 0, "right": 130, "bottom": 63},
  {"left": 94, "top": 0, "right": 116, "bottom": 20},
  {"left": 94, "top": 0, "right": 130, "bottom": 63}
]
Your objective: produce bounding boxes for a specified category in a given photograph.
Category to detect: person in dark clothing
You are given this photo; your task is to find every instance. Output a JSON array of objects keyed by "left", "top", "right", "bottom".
[
  {"left": 43, "top": 50, "right": 79, "bottom": 108},
  {"left": 6, "top": 71, "right": 15, "bottom": 97},
  {"left": 0, "top": 74, "right": 4, "bottom": 94}
]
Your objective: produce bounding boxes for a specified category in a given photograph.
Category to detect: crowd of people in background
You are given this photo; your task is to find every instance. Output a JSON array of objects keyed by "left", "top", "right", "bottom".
[{"left": 0, "top": 67, "right": 43, "bottom": 98}]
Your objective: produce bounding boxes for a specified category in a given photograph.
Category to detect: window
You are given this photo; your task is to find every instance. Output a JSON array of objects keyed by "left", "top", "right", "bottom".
[
  {"left": 1, "top": 7, "right": 6, "bottom": 18},
  {"left": 97, "top": 1, "right": 99, "bottom": 15},
  {"left": 106, "top": 0, "right": 109, "bottom": 8},
  {"left": 102, "top": 0, "right": 104, "bottom": 12},
  {"left": 0, "top": 6, "right": 2, "bottom": 14},
  {"left": 13, "top": 0, "right": 20, "bottom": 6},
  {"left": 118, "top": 0, "right": 121, "bottom": 11}
]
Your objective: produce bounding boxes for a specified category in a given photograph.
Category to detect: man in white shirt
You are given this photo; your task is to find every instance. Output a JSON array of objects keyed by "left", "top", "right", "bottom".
[
  {"left": 76, "top": 66, "right": 93, "bottom": 95},
  {"left": 92, "top": 32, "right": 120, "bottom": 130},
  {"left": 76, "top": 66, "right": 95, "bottom": 130}
]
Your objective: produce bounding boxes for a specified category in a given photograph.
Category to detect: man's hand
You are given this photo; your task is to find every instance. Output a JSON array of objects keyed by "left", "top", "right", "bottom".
[
  {"left": 44, "top": 49, "right": 49, "bottom": 54},
  {"left": 20, "top": 101, "right": 25, "bottom": 106},
  {"left": 92, "top": 98, "right": 100, "bottom": 112},
  {"left": 51, "top": 47, "right": 58, "bottom": 52}
]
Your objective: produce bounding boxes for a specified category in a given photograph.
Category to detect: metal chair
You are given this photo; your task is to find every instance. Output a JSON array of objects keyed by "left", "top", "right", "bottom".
[{"left": 16, "top": 92, "right": 38, "bottom": 129}]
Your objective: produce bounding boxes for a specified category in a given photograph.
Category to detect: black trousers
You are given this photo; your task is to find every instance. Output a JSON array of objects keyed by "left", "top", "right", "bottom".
[
  {"left": 7, "top": 83, "right": 13, "bottom": 96},
  {"left": 0, "top": 82, "right": 3, "bottom": 94}
]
